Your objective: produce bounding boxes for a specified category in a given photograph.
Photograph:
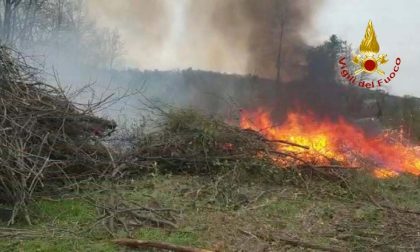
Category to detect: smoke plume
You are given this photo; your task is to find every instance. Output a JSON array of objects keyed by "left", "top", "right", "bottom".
[
  {"left": 86, "top": 0, "right": 392, "bottom": 133},
  {"left": 88, "top": 0, "right": 320, "bottom": 79}
]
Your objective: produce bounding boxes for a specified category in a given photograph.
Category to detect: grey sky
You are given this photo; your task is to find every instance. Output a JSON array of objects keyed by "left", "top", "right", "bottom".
[
  {"left": 88, "top": 0, "right": 419, "bottom": 97},
  {"left": 305, "top": 0, "right": 419, "bottom": 97}
]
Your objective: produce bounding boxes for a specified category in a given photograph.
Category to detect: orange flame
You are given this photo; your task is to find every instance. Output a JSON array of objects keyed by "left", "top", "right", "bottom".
[{"left": 240, "top": 108, "right": 420, "bottom": 178}]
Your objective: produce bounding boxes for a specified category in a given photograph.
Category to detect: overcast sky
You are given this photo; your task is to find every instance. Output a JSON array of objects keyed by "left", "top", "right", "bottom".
[
  {"left": 306, "top": 0, "right": 419, "bottom": 97},
  {"left": 88, "top": 0, "right": 419, "bottom": 97}
]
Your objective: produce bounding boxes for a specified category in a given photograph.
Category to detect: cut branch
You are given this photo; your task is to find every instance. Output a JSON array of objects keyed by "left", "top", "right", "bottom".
[{"left": 113, "top": 239, "right": 214, "bottom": 252}]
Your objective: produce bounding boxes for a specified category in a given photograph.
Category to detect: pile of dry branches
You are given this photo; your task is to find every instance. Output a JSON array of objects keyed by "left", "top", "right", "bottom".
[
  {"left": 126, "top": 109, "right": 307, "bottom": 176},
  {"left": 0, "top": 46, "right": 116, "bottom": 224}
]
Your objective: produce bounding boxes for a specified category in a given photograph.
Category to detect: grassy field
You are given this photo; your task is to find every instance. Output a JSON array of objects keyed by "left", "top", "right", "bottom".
[{"left": 0, "top": 169, "right": 419, "bottom": 252}]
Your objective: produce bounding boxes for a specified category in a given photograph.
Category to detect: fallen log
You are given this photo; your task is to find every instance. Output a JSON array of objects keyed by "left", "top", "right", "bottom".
[{"left": 113, "top": 238, "right": 214, "bottom": 252}]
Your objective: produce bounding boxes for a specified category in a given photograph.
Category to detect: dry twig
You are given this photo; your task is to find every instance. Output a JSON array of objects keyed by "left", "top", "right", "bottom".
[{"left": 113, "top": 238, "right": 214, "bottom": 252}]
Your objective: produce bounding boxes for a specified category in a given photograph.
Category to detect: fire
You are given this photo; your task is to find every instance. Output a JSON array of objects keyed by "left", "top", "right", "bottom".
[
  {"left": 240, "top": 108, "right": 420, "bottom": 178},
  {"left": 373, "top": 169, "right": 399, "bottom": 179}
]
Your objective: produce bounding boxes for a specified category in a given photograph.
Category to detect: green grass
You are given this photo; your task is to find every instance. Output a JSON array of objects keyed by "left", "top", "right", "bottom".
[
  {"left": 352, "top": 205, "right": 382, "bottom": 222},
  {"left": 259, "top": 198, "right": 310, "bottom": 224},
  {"left": 33, "top": 199, "right": 95, "bottom": 225},
  {"left": 0, "top": 172, "right": 419, "bottom": 251}
]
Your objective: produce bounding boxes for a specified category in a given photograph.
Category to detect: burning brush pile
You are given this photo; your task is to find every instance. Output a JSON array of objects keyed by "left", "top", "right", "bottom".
[
  {"left": 0, "top": 46, "right": 115, "bottom": 224},
  {"left": 129, "top": 109, "right": 308, "bottom": 177},
  {"left": 240, "top": 108, "right": 420, "bottom": 179},
  {"left": 129, "top": 106, "right": 420, "bottom": 181}
]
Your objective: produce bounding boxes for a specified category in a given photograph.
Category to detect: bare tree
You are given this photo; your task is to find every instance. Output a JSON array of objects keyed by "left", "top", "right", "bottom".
[
  {"left": 0, "top": 0, "right": 124, "bottom": 70},
  {"left": 107, "top": 29, "right": 123, "bottom": 70},
  {"left": 1, "top": 0, "right": 22, "bottom": 44},
  {"left": 275, "top": 3, "right": 285, "bottom": 85}
]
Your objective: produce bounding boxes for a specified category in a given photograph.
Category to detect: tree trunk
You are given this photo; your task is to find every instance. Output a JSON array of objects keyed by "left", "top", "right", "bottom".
[
  {"left": 2, "top": 0, "right": 22, "bottom": 44},
  {"left": 275, "top": 20, "right": 284, "bottom": 85},
  {"left": 3, "top": 0, "right": 13, "bottom": 42}
]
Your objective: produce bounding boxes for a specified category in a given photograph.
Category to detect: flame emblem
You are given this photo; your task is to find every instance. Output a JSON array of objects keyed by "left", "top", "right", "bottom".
[{"left": 352, "top": 20, "right": 388, "bottom": 75}]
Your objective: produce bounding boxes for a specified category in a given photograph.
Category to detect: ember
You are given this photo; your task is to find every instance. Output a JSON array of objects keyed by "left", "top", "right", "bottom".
[{"left": 240, "top": 108, "right": 420, "bottom": 178}]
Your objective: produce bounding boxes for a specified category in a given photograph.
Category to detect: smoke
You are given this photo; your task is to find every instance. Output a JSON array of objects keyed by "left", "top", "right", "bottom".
[
  {"left": 87, "top": 0, "right": 363, "bottom": 124},
  {"left": 3, "top": 0, "right": 395, "bottom": 130},
  {"left": 87, "top": 0, "right": 320, "bottom": 79},
  {"left": 206, "top": 0, "right": 313, "bottom": 79},
  {"left": 85, "top": 0, "right": 388, "bottom": 130}
]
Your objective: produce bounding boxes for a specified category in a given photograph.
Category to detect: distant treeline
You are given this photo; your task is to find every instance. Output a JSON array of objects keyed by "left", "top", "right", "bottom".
[{"left": 107, "top": 65, "right": 420, "bottom": 141}]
